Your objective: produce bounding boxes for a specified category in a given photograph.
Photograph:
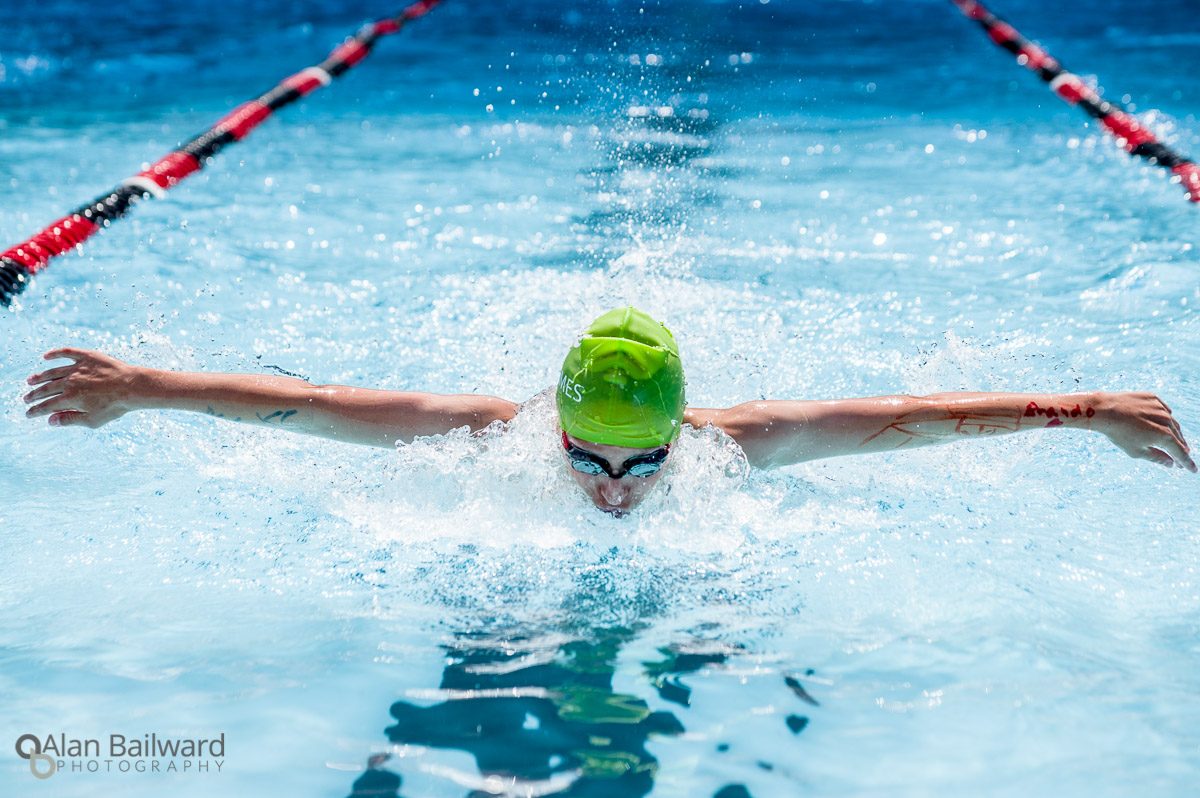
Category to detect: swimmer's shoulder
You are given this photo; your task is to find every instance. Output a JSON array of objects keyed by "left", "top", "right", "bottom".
[
  {"left": 683, "top": 405, "right": 767, "bottom": 465},
  {"left": 683, "top": 406, "right": 724, "bottom": 430}
]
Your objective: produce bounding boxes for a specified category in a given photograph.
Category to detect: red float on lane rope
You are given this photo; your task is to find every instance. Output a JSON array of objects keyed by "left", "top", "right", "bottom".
[
  {"left": 950, "top": 0, "right": 1200, "bottom": 204},
  {"left": 0, "top": 0, "right": 445, "bottom": 306}
]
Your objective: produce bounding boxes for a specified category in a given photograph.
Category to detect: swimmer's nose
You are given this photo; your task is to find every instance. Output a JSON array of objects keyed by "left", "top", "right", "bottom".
[{"left": 598, "top": 478, "right": 629, "bottom": 507}]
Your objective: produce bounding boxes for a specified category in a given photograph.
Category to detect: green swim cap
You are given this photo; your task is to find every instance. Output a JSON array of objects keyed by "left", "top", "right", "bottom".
[{"left": 557, "top": 307, "right": 686, "bottom": 448}]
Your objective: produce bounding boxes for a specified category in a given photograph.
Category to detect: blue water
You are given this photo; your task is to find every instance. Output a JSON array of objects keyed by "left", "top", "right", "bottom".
[{"left": 2, "top": 0, "right": 1199, "bottom": 795}]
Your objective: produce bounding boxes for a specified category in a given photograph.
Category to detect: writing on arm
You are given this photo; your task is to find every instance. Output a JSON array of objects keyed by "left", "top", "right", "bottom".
[
  {"left": 858, "top": 397, "right": 1098, "bottom": 450},
  {"left": 689, "top": 392, "right": 1172, "bottom": 470}
]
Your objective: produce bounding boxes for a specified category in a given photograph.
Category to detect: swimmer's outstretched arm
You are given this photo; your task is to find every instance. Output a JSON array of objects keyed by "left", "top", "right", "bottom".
[
  {"left": 691, "top": 392, "right": 1196, "bottom": 472},
  {"left": 23, "top": 348, "right": 517, "bottom": 447}
]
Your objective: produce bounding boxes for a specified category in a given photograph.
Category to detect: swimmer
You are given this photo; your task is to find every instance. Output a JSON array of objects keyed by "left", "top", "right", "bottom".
[{"left": 23, "top": 307, "right": 1195, "bottom": 515}]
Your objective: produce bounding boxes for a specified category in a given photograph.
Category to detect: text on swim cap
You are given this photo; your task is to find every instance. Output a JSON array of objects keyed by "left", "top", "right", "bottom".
[{"left": 558, "top": 374, "right": 584, "bottom": 403}]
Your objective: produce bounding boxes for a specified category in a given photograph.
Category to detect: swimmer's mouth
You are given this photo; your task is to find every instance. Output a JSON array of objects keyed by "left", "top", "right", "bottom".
[{"left": 599, "top": 507, "right": 628, "bottom": 518}]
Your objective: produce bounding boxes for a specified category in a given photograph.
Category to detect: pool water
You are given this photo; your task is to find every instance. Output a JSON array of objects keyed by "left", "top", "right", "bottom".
[{"left": 2, "top": 0, "right": 1199, "bottom": 795}]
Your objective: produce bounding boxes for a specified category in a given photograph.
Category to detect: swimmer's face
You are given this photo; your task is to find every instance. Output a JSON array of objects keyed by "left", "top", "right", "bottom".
[{"left": 561, "top": 431, "right": 672, "bottom": 516}]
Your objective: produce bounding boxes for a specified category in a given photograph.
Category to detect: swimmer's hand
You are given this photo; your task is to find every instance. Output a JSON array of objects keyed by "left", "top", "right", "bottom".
[
  {"left": 1095, "top": 391, "right": 1196, "bottom": 472},
  {"left": 24, "top": 348, "right": 143, "bottom": 428}
]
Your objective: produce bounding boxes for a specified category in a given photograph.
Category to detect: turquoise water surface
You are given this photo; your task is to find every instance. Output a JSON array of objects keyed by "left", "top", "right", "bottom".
[{"left": 2, "top": 0, "right": 1199, "bottom": 795}]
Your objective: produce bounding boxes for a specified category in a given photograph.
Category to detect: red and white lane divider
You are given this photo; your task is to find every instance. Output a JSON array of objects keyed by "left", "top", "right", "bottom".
[
  {"left": 0, "top": 0, "right": 443, "bottom": 306},
  {"left": 950, "top": 0, "right": 1200, "bottom": 204}
]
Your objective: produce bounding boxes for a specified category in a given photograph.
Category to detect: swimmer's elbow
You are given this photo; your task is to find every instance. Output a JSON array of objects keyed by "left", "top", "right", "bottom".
[
  {"left": 708, "top": 402, "right": 793, "bottom": 468},
  {"left": 422, "top": 394, "right": 518, "bottom": 435},
  {"left": 472, "top": 396, "right": 519, "bottom": 429}
]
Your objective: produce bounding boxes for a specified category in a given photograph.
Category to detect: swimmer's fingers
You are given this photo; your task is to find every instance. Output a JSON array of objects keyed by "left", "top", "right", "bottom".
[
  {"left": 1124, "top": 429, "right": 1197, "bottom": 472},
  {"left": 1142, "top": 447, "right": 1175, "bottom": 468},
  {"left": 1158, "top": 427, "right": 1198, "bottom": 473},
  {"left": 42, "top": 347, "right": 91, "bottom": 363},
  {"left": 47, "top": 411, "right": 90, "bottom": 428},
  {"left": 1165, "top": 417, "right": 1190, "bottom": 465},
  {"left": 1146, "top": 404, "right": 1196, "bottom": 471},
  {"left": 26, "top": 364, "right": 76, "bottom": 387},
  {"left": 1164, "top": 413, "right": 1184, "bottom": 443},
  {"left": 25, "top": 393, "right": 76, "bottom": 419},
  {"left": 1107, "top": 419, "right": 1194, "bottom": 471},
  {"left": 1147, "top": 395, "right": 1186, "bottom": 440},
  {"left": 27, "top": 394, "right": 108, "bottom": 429},
  {"left": 23, "top": 378, "right": 68, "bottom": 404}
]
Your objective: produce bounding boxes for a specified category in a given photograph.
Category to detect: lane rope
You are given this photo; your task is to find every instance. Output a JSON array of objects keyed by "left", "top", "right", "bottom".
[
  {"left": 0, "top": 0, "right": 444, "bottom": 306},
  {"left": 950, "top": 0, "right": 1200, "bottom": 204}
]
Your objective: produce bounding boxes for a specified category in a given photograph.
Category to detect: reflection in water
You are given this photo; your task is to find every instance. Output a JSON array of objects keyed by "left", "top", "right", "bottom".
[
  {"left": 387, "top": 627, "right": 684, "bottom": 797},
  {"left": 347, "top": 753, "right": 403, "bottom": 798},
  {"left": 346, "top": 626, "right": 820, "bottom": 797}
]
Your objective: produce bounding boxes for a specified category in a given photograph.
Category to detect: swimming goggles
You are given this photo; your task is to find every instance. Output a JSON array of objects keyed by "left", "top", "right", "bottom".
[{"left": 561, "top": 431, "right": 670, "bottom": 479}]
